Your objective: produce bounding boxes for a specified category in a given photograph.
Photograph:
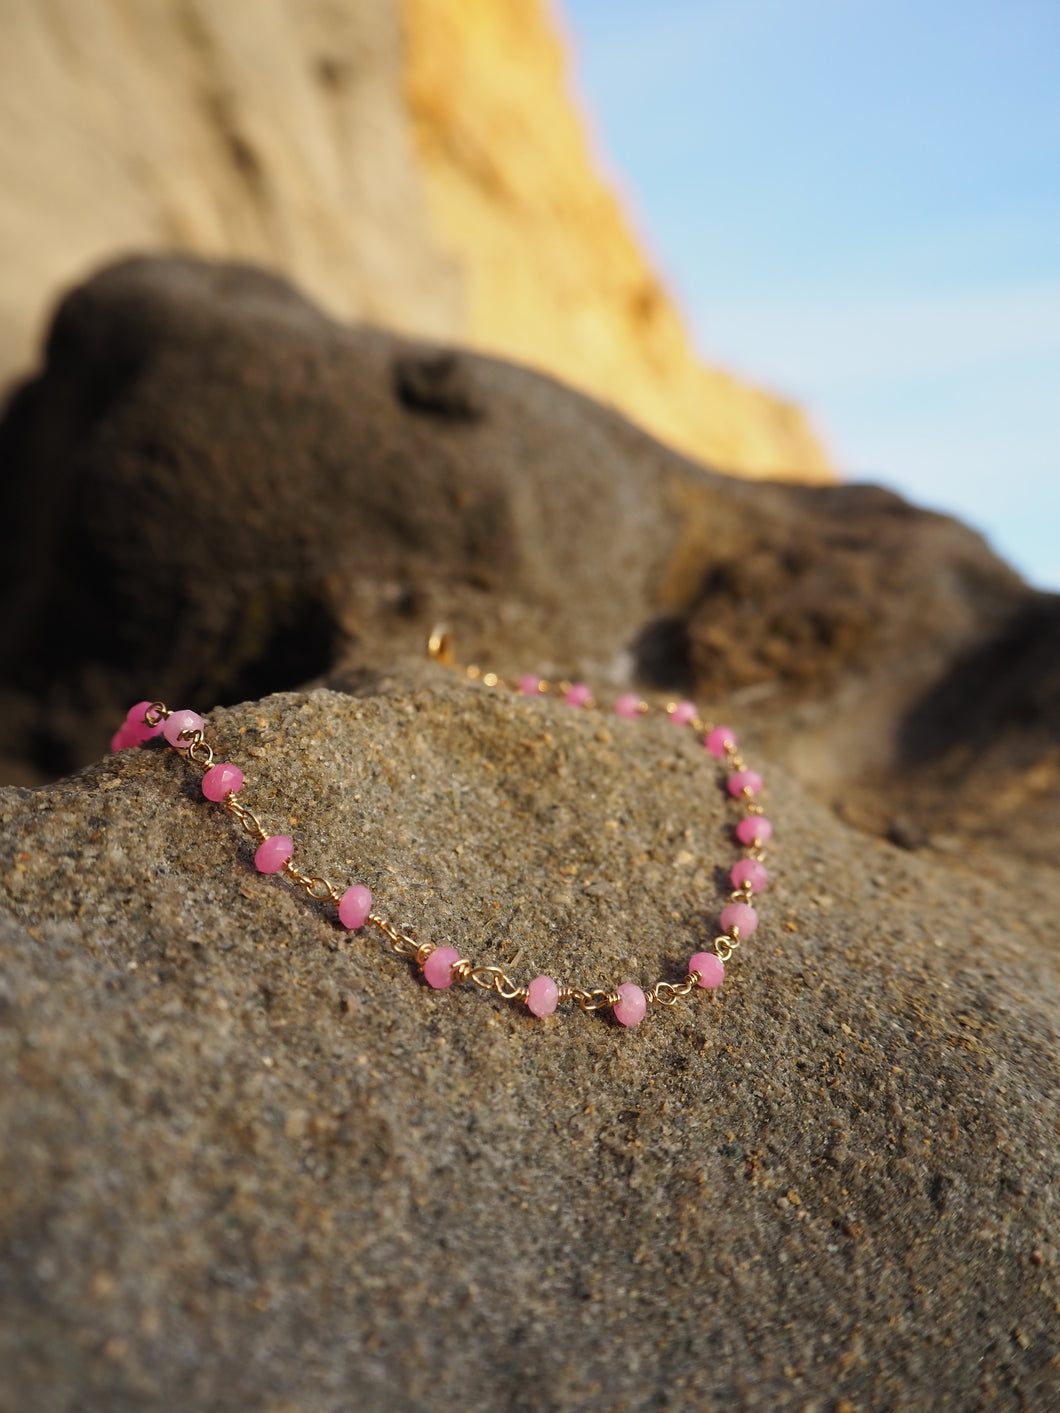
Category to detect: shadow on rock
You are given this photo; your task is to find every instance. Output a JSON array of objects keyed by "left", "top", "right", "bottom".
[{"left": 0, "top": 255, "right": 1055, "bottom": 864}]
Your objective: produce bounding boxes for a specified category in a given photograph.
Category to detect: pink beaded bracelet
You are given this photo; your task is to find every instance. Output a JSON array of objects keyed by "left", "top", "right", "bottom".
[{"left": 110, "top": 633, "right": 771, "bottom": 1028}]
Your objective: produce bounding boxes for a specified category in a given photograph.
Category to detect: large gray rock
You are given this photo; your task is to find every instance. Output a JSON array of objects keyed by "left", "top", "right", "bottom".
[
  {"left": 1, "top": 257, "right": 1058, "bottom": 868},
  {"left": 1, "top": 680, "right": 1058, "bottom": 1411}
]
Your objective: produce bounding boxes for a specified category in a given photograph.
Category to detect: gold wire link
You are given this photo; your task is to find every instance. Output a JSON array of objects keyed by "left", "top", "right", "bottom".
[
  {"left": 184, "top": 731, "right": 215, "bottom": 768},
  {"left": 225, "top": 797, "right": 269, "bottom": 842},
  {"left": 572, "top": 987, "right": 622, "bottom": 1012},
  {"left": 144, "top": 701, "right": 170, "bottom": 727},
  {"left": 451, "top": 961, "right": 528, "bottom": 1001},
  {"left": 281, "top": 860, "right": 342, "bottom": 905},
  {"left": 646, "top": 975, "right": 699, "bottom": 1006},
  {"left": 714, "top": 932, "right": 740, "bottom": 963},
  {"left": 365, "top": 912, "right": 422, "bottom": 957}
]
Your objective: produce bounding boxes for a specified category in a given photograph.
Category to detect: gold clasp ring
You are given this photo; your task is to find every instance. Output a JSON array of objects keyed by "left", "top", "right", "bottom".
[{"left": 427, "top": 625, "right": 453, "bottom": 663}]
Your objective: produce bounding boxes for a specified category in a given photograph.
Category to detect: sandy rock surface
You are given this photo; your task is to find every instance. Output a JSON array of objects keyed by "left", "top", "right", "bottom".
[
  {"left": 1, "top": 255, "right": 1059, "bottom": 1411},
  {"left": 1, "top": 678, "right": 1058, "bottom": 1411}
]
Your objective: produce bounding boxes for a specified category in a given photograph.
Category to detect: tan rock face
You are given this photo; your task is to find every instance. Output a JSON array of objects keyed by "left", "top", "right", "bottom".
[
  {"left": 0, "top": 0, "right": 831, "bottom": 482},
  {"left": 403, "top": 0, "right": 833, "bottom": 480},
  {"left": 0, "top": 0, "right": 461, "bottom": 377}
]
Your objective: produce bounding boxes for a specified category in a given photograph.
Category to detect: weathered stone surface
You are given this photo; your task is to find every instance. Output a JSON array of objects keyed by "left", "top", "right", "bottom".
[
  {"left": 1, "top": 681, "right": 1058, "bottom": 1411},
  {"left": 0, "top": 0, "right": 829, "bottom": 482},
  {"left": 1, "top": 257, "right": 1057, "bottom": 868}
]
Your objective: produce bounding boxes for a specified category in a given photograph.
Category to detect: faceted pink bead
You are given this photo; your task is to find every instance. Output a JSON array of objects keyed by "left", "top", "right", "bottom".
[
  {"left": 124, "top": 701, "right": 164, "bottom": 741},
  {"left": 110, "top": 724, "right": 139, "bottom": 752},
  {"left": 423, "top": 945, "right": 461, "bottom": 989},
  {"left": 518, "top": 674, "right": 543, "bottom": 695},
  {"left": 731, "top": 859, "right": 768, "bottom": 893},
  {"left": 706, "top": 726, "right": 737, "bottom": 758},
  {"left": 736, "top": 816, "right": 772, "bottom": 846},
  {"left": 201, "top": 763, "right": 244, "bottom": 802},
  {"left": 613, "top": 982, "right": 646, "bottom": 1027},
  {"left": 255, "top": 835, "right": 294, "bottom": 874},
  {"left": 727, "top": 770, "right": 763, "bottom": 798},
  {"left": 338, "top": 884, "right": 372, "bottom": 930},
  {"left": 614, "top": 693, "right": 643, "bottom": 720},
  {"left": 163, "top": 708, "right": 205, "bottom": 748},
  {"left": 689, "top": 951, "right": 725, "bottom": 988},
  {"left": 564, "top": 683, "right": 592, "bottom": 708},
  {"left": 527, "top": 974, "right": 559, "bottom": 1016},
  {"left": 669, "top": 700, "right": 697, "bottom": 726},
  {"left": 720, "top": 901, "right": 759, "bottom": 936}
]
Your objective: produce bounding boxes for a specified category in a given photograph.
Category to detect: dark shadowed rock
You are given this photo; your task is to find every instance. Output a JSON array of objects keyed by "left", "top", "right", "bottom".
[
  {"left": 0, "top": 257, "right": 1058, "bottom": 865},
  {"left": 0, "top": 680, "right": 1058, "bottom": 1411}
]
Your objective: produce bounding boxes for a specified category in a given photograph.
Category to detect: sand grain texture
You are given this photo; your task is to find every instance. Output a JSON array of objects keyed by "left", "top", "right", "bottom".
[{"left": 1, "top": 681, "right": 1058, "bottom": 1411}]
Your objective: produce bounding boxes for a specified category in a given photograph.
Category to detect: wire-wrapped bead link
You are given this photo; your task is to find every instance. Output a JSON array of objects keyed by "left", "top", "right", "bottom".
[{"left": 118, "top": 640, "right": 771, "bottom": 1027}]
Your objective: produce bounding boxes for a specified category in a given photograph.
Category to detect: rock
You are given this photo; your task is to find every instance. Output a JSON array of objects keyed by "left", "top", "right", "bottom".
[
  {"left": 0, "top": 0, "right": 829, "bottom": 482},
  {"left": 403, "top": 0, "right": 833, "bottom": 479},
  {"left": 1, "top": 683, "right": 1058, "bottom": 1410},
  {"left": 1, "top": 257, "right": 1057, "bottom": 867}
]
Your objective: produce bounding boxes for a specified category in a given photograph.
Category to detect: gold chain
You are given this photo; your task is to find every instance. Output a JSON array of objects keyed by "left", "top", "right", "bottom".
[{"left": 134, "top": 636, "right": 770, "bottom": 1026}]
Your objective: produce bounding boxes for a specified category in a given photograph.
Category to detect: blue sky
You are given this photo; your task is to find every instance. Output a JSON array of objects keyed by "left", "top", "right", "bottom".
[{"left": 560, "top": 0, "right": 1060, "bottom": 588}]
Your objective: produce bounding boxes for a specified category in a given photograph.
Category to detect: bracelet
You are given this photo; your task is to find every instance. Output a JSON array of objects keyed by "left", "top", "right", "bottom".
[{"left": 109, "top": 631, "right": 772, "bottom": 1028}]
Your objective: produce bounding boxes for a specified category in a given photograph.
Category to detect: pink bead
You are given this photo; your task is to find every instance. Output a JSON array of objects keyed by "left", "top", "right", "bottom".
[
  {"left": 689, "top": 951, "right": 725, "bottom": 988},
  {"left": 706, "top": 726, "right": 737, "bottom": 758},
  {"left": 614, "top": 693, "right": 643, "bottom": 720},
  {"left": 731, "top": 859, "right": 768, "bottom": 893},
  {"left": 720, "top": 901, "right": 758, "bottom": 936},
  {"left": 518, "top": 674, "right": 543, "bottom": 695},
  {"left": 255, "top": 835, "right": 294, "bottom": 874},
  {"left": 201, "top": 763, "right": 244, "bottom": 802},
  {"left": 423, "top": 945, "right": 461, "bottom": 989},
  {"left": 736, "top": 816, "right": 772, "bottom": 846},
  {"left": 669, "top": 700, "right": 697, "bottom": 726},
  {"left": 163, "top": 708, "right": 205, "bottom": 748},
  {"left": 527, "top": 974, "right": 559, "bottom": 1016},
  {"left": 727, "top": 770, "right": 763, "bottom": 798},
  {"left": 612, "top": 982, "right": 646, "bottom": 1027},
  {"left": 124, "top": 723, "right": 158, "bottom": 746},
  {"left": 564, "top": 683, "right": 592, "bottom": 708},
  {"left": 338, "top": 884, "right": 372, "bottom": 930},
  {"left": 110, "top": 724, "right": 139, "bottom": 752},
  {"left": 124, "top": 701, "right": 164, "bottom": 741}
]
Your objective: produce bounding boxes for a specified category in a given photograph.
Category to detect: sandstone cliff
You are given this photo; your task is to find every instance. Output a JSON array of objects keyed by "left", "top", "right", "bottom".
[
  {"left": 404, "top": 0, "right": 832, "bottom": 479},
  {"left": 0, "top": 0, "right": 831, "bottom": 482}
]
